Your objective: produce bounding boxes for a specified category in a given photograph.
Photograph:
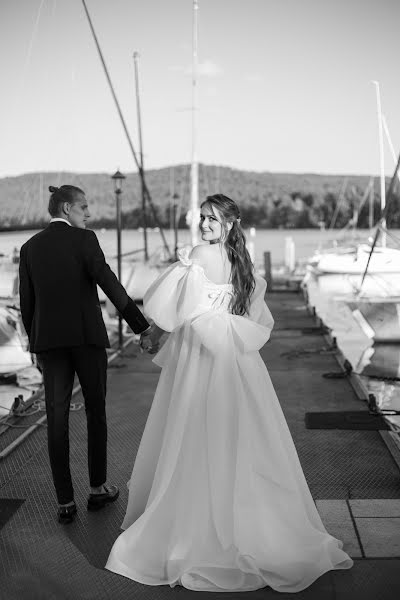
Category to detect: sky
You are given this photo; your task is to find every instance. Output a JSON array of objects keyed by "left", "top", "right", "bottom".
[{"left": 1, "top": 0, "right": 400, "bottom": 179}]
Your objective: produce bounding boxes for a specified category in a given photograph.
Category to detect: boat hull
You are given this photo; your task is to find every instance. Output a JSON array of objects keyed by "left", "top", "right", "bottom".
[
  {"left": 355, "top": 344, "right": 400, "bottom": 380},
  {"left": 312, "top": 245, "right": 400, "bottom": 275},
  {"left": 347, "top": 300, "right": 400, "bottom": 343}
]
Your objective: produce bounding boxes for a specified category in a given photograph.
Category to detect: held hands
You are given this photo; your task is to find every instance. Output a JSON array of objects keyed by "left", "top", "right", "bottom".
[{"left": 139, "top": 324, "right": 162, "bottom": 354}]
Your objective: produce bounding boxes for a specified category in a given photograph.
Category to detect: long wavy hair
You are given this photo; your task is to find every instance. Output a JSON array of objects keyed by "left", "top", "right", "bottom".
[{"left": 200, "top": 194, "right": 255, "bottom": 316}]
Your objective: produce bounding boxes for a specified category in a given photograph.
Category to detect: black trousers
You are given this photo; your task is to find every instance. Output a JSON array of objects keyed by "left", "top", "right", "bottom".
[{"left": 39, "top": 345, "right": 108, "bottom": 504}]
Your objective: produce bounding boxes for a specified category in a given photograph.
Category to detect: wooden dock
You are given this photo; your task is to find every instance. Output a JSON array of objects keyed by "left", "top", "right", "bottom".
[{"left": 1, "top": 288, "right": 400, "bottom": 600}]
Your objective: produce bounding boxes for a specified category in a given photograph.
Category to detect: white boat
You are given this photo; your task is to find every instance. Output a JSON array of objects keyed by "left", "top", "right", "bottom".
[
  {"left": 104, "top": 260, "right": 167, "bottom": 315},
  {"left": 0, "top": 254, "right": 19, "bottom": 298},
  {"left": 308, "top": 83, "right": 400, "bottom": 280},
  {"left": 311, "top": 244, "right": 400, "bottom": 275},
  {"left": 0, "top": 305, "right": 32, "bottom": 374},
  {"left": 303, "top": 83, "right": 400, "bottom": 388},
  {"left": 355, "top": 344, "right": 400, "bottom": 380},
  {"left": 307, "top": 244, "right": 358, "bottom": 268},
  {"left": 346, "top": 298, "right": 400, "bottom": 342}
]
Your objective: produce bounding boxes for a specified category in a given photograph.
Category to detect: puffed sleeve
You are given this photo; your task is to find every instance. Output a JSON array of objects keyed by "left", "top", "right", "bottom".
[
  {"left": 143, "top": 248, "right": 204, "bottom": 332},
  {"left": 188, "top": 273, "right": 275, "bottom": 356}
]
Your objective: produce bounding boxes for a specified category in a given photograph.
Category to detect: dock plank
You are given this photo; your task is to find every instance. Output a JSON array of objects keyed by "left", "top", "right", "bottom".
[{"left": 1, "top": 289, "right": 400, "bottom": 599}]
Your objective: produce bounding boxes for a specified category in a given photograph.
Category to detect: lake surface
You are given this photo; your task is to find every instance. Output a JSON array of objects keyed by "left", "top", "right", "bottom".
[
  {"left": 2, "top": 226, "right": 399, "bottom": 419},
  {"left": 2, "top": 227, "right": 396, "bottom": 267},
  {"left": 305, "top": 271, "right": 400, "bottom": 421}
]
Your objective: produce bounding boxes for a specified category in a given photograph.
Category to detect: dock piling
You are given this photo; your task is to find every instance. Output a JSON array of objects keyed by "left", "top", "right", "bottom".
[{"left": 263, "top": 251, "right": 273, "bottom": 290}]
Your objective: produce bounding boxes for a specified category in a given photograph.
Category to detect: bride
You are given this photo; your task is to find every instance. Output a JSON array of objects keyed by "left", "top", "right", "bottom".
[{"left": 105, "top": 193, "right": 353, "bottom": 592}]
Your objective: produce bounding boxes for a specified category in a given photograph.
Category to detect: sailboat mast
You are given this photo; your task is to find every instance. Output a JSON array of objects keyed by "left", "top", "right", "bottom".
[
  {"left": 372, "top": 81, "right": 386, "bottom": 247},
  {"left": 369, "top": 178, "right": 374, "bottom": 230},
  {"left": 360, "top": 150, "right": 400, "bottom": 288},
  {"left": 190, "top": 0, "right": 199, "bottom": 247},
  {"left": 81, "top": 0, "right": 172, "bottom": 258},
  {"left": 382, "top": 114, "right": 400, "bottom": 185},
  {"left": 133, "top": 51, "right": 148, "bottom": 261}
]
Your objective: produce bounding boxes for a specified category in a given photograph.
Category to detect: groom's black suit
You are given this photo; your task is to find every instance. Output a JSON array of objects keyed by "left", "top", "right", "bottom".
[{"left": 19, "top": 221, "right": 150, "bottom": 504}]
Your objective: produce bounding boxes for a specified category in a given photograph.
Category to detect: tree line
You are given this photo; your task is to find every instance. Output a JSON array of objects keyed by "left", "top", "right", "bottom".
[{"left": 0, "top": 165, "right": 399, "bottom": 231}]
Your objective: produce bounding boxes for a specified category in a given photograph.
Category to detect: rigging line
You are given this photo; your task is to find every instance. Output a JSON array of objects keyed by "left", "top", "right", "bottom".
[
  {"left": 21, "top": 179, "right": 37, "bottom": 226},
  {"left": 173, "top": 171, "right": 186, "bottom": 227},
  {"left": 360, "top": 151, "right": 400, "bottom": 288},
  {"left": 15, "top": 185, "right": 31, "bottom": 225},
  {"left": 19, "top": 0, "right": 46, "bottom": 93},
  {"left": 169, "top": 167, "right": 174, "bottom": 231},
  {"left": 377, "top": 224, "right": 400, "bottom": 247},
  {"left": 26, "top": 173, "right": 42, "bottom": 225},
  {"left": 176, "top": 184, "right": 184, "bottom": 226},
  {"left": 336, "top": 186, "right": 361, "bottom": 233},
  {"left": 202, "top": 163, "right": 209, "bottom": 197},
  {"left": 171, "top": 172, "right": 183, "bottom": 230},
  {"left": 382, "top": 115, "right": 400, "bottom": 184},
  {"left": 329, "top": 178, "right": 347, "bottom": 230},
  {"left": 368, "top": 273, "right": 398, "bottom": 296},
  {"left": 215, "top": 165, "right": 220, "bottom": 191},
  {"left": 356, "top": 178, "right": 374, "bottom": 218},
  {"left": 80, "top": 0, "right": 171, "bottom": 258},
  {"left": 133, "top": 51, "right": 148, "bottom": 261},
  {"left": 180, "top": 165, "right": 192, "bottom": 225}
]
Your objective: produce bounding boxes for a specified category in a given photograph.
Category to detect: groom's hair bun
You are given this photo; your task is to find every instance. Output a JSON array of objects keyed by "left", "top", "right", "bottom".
[{"left": 48, "top": 184, "right": 85, "bottom": 217}]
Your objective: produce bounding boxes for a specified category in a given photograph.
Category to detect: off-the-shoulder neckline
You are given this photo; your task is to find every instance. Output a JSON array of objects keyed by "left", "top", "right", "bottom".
[
  {"left": 177, "top": 249, "right": 233, "bottom": 287},
  {"left": 193, "top": 263, "right": 233, "bottom": 288}
]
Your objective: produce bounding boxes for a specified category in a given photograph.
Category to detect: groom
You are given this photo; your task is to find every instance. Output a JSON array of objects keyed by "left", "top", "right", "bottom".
[{"left": 19, "top": 184, "right": 158, "bottom": 524}]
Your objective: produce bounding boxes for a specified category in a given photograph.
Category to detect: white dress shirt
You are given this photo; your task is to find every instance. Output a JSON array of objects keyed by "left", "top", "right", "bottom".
[{"left": 50, "top": 218, "right": 71, "bottom": 226}]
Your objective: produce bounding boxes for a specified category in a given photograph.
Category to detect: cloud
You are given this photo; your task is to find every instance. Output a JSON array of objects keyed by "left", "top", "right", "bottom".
[{"left": 168, "top": 60, "right": 222, "bottom": 78}]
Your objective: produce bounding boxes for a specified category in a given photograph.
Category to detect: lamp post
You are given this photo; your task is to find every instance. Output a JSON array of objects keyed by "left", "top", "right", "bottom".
[{"left": 111, "top": 169, "right": 126, "bottom": 349}]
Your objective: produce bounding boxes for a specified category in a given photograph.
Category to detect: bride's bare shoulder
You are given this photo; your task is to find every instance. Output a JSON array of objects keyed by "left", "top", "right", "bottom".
[{"left": 189, "top": 244, "right": 213, "bottom": 264}]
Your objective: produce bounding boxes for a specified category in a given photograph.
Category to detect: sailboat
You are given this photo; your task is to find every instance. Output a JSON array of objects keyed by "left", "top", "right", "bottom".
[
  {"left": 306, "top": 178, "right": 371, "bottom": 270},
  {"left": 308, "top": 83, "right": 400, "bottom": 278},
  {"left": 303, "top": 82, "right": 400, "bottom": 391},
  {"left": 82, "top": 0, "right": 200, "bottom": 304},
  {"left": 343, "top": 101, "right": 400, "bottom": 345},
  {"left": 348, "top": 298, "right": 400, "bottom": 343},
  {"left": 313, "top": 242, "right": 400, "bottom": 275},
  {"left": 354, "top": 344, "right": 400, "bottom": 380}
]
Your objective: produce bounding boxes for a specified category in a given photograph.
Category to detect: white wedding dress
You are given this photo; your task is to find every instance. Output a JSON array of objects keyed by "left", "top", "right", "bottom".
[{"left": 105, "top": 249, "right": 353, "bottom": 592}]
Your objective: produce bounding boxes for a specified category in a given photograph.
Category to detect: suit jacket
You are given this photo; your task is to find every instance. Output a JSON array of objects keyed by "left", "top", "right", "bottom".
[{"left": 19, "top": 222, "right": 149, "bottom": 353}]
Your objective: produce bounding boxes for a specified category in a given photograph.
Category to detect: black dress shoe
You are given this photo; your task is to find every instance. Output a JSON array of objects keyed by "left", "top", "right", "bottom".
[
  {"left": 57, "top": 503, "right": 77, "bottom": 524},
  {"left": 87, "top": 484, "right": 119, "bottom": 511}
]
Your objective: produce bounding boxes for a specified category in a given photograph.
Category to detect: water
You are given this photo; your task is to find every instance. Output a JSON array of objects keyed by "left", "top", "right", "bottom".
[
  {"left": 2, "top": 226, "right": 400, "bottom": 421},
  {"left": 305, "top": 272, "right": 400, "bottom": 425},
  {"left": 2, "top": 227, "right": 395, "bottom": 266}
]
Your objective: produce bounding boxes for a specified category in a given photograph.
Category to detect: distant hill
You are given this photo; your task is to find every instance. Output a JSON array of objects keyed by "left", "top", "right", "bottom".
[{"left": 0, "top": 164, "right": 398, "bottom": 230}]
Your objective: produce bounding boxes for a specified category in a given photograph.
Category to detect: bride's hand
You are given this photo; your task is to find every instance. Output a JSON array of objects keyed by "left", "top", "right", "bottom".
[{"left": 140, "top": 325, "right": 161, "bottom": 354}]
